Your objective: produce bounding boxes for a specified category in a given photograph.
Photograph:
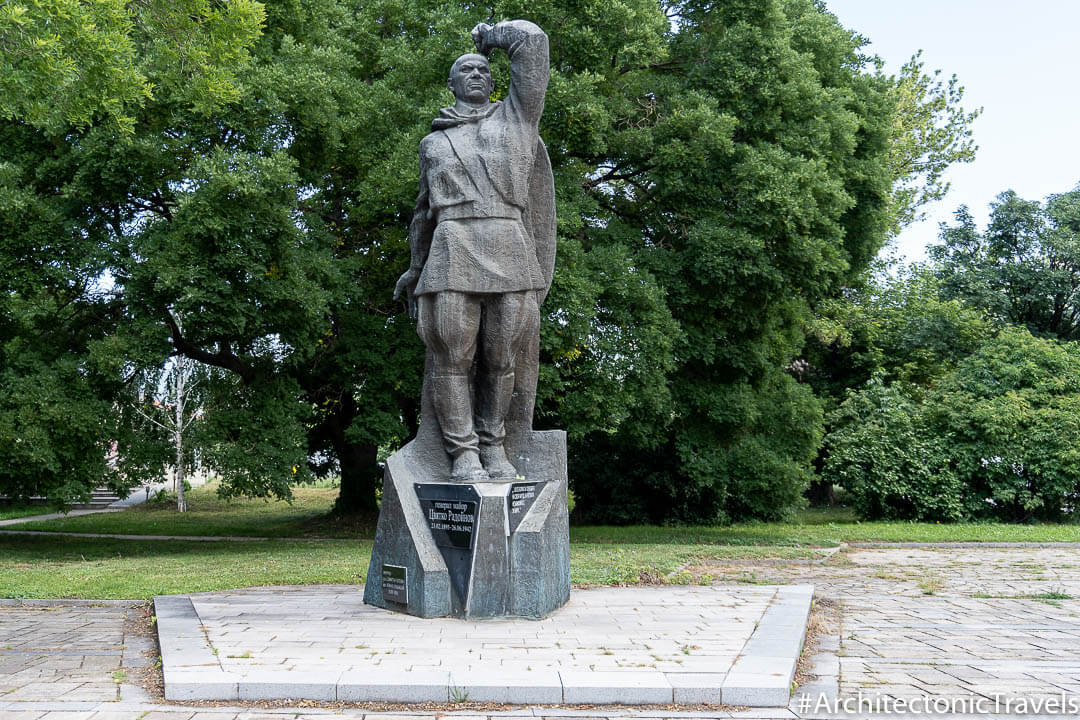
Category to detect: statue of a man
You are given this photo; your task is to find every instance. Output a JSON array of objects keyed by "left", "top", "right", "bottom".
[{"left": 394, "top": 20, "right": 555, "bottom": 483}]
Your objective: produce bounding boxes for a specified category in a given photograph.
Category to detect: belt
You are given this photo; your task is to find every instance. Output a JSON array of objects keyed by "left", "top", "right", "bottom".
[{"left": 435, "top": 202, "right": 522, "bottom": 223}]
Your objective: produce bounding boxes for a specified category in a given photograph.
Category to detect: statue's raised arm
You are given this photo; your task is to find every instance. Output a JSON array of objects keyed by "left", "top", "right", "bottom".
[{"left": 471, "top": 20, "right": 549, "bottom": 129}]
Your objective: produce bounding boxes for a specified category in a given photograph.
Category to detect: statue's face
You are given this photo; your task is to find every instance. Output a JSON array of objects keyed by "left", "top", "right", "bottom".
[{"left": 448, "top": 54, "right": 493, "bottom": 104}]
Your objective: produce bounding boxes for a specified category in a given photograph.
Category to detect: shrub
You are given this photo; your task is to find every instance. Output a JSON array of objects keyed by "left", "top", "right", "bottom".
[
  {"left": 824, "top": 328, "right": 1080, "bottom": 522},
  {"left": 930, "top": 328, "right": 1080, "bottom": 522},
  {"left": 824, "top": 377, "right": 965, "bottom": 521}
]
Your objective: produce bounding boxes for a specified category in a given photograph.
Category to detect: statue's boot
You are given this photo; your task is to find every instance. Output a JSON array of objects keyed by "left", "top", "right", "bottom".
[
  {"left": 476, "top": 370, "right": 519, "bottom": 481},
  {"left": 432, "top": 374, "right": 487, "bottom": 482}
]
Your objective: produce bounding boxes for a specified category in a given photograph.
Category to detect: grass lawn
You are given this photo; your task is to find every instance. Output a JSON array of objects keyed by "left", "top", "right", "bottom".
[
  {"left": 0, "top": 504, "right": 52, "bottom": 522},
  {"left": 10, "top": 484, "right": 368, "bottom": 538},
  {"left": 572, "top": 508, "right": 1080, "bottom": 546},
  {"left": 16, "top": 487, "right": 1080, "bottom": 545},
  {"left": 0, "top": 535, "right": 370, "bottom": 599},
  {"left": 0, "top": 534, "right": 819, "bottom": 599},
  {"left": 5, "top": 483, "right": 1080, "bottom": 599}
]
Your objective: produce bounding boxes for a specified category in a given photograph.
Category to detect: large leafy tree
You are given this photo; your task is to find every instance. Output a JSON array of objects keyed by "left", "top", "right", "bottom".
[
  {"left": 1, "top": 0, "right": 299, "bottom": 506},
  {"left": 569, "top": 0, "right": 898, "bottom": 523},
  {"left": 1, "top": 0, "right": 679, "bottom": 511},
  {"left": 884, "top": 51, "right": 980, "bottom": 236}
]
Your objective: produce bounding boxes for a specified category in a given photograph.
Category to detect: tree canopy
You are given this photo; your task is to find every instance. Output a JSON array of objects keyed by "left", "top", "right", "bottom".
[
  {"left": 932, "top": 188, "right": 1080, "bottom": 341},
  {"left": 1, "top": 0, "right": 977, "bottom": 521},
  {"left": 818, "top": 183, "right": 1080, "bottom": 522}
]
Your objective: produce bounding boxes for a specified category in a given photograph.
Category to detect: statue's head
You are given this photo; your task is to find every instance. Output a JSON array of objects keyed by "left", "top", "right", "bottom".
[{"left": 448, "top": 53, "right": 493, "bottom": 104}]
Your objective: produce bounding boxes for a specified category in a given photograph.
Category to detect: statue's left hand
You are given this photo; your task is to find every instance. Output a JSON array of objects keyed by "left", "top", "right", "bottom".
[
  {"left": 472, "top": 23, "right": 495, "bottom": 56},
  {"left": 393, "top": 268, "right": 420, "bottom": 319}
]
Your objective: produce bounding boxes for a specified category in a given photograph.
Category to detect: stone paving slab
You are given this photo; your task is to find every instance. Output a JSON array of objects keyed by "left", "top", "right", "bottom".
[
  {"left": 0, "top": 603, "right": 151, "bottom": 714},
  {"left": 683, "top": 546, "right": 1080, "bottom": 717},
  {"left": 154, "top": 584, "right": 812, "bottom": 706}
]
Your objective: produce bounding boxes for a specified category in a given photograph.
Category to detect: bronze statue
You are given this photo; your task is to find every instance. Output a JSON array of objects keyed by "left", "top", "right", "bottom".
[{"left": 395, "top": 20, "right": 555, "bottom": 483}]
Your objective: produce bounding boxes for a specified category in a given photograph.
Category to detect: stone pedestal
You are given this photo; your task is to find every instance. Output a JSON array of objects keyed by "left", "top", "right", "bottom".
[{"left": 363, "top": 429, "right": 569, "bottom": 619}]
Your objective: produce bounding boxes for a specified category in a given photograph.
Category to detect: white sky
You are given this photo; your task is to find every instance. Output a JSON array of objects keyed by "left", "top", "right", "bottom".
[{"left": 822, "top": 0, "right": 1080, "bottom": 263}]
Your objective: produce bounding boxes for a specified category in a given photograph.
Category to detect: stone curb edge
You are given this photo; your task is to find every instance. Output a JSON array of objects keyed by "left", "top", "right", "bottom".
[{"left": 722, "top": 584, "right": 813, "bottom": 706}]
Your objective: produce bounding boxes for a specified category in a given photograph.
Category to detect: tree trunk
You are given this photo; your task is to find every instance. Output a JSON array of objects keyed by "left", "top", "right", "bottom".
[
  {"left": 805, "top": 478, "right": 835, "bottom": 507},
  {"left": 332, "top": 438, "right": 379, "bottom": 515},
  {"left": 302, "top": 377, "right": 383, "bottom": 515},
  {"left": 174, "top": 393, "right": 187, "bottom": 513}
]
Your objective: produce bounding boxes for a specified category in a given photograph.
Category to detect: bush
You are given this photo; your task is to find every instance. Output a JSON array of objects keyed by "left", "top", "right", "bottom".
[
  {"left": 570, "top": 373, "right": 819, "bottom": 524},
  {"left": 931, "top": 328, "right": 1080, "bottom": 522},
  {"left": 824, "top": 377, "right": 965, "bottom": 521},
  {"left": 824, "top": 328, "right": 1080, "bottom": 522},
  {"left": 149, "top": 480, "right": 192, "bottom": 506}
]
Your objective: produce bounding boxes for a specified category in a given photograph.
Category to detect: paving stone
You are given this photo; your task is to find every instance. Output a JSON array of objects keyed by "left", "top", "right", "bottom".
[
  {"left": 338, "top": 670, "right": 451, "bottom": 702},
  {"left": 728, "top": 656, "right": 795, "bottom": 678},
  {"left": 14, "top": 544, "right": 1080, "bottom": 717},
  {"left": 722, "top": 671, "right": 791, "bottom": 707},
  {"left": 237, "top": 670, "right": 338, "bottom": 701},
  {"left": 58, "top": 683, "right": 118, "bottom": 701},
  {"left": 152, "top": 585, "right": 796, "bottom": 705},
  {"left": 162, "top": 669, "right": 240, "bottom": 701},
  {"left": 5, "top": 683, "right": 85, "bottom": 700}
]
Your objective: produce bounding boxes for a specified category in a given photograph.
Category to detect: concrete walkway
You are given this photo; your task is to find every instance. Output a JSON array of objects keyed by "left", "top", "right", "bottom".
[{"left": 700, "top": 545, "right": 1080, "bottom": 718}]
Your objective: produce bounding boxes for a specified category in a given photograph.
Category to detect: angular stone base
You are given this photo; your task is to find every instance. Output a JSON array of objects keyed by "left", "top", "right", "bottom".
[{"left": 363, "top": 429, "right": 569, "bottom": 619}]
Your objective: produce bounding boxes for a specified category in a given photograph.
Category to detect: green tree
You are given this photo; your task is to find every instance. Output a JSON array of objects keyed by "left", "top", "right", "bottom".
[
  {"left": 0, "top": 285, "right": 138, "bottom": 506},
  {"left": 884, "top": 51, "right": 980, "bottom": 236},
  {"left": 0, "top": 0, "right": 272, "bottom": 506},
  {"left": 571, "top": 0, "right": 898, "bottom": 523},
  {"left": 823, "top": 375, "right": 964, "bottom": 521},
  {"left": 0, "top": 0, "right": 263, "bottom": 133},
  {"left": 931, "top": 327, "right": 1080, "bottom": 522},
  {"left": 1, "top": 0, "right": 681, "bottom": 513},
  {"left": 804, "top": 263, "right": 990, "bottom": 401},
  {"left": 932, "top": 188, "right": 1080, "bottom": 340},
  {"left": 795, "top": 260, "right": 990, "bottom": 506}
]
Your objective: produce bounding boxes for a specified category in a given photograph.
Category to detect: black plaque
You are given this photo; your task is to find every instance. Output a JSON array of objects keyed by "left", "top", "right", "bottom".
[
  {"left": 414, "top": 484, "right": 479, "bottom": 550},
  {"left": 507, "top": 481, "right": 546, "bottom": 534},
  {"left": 414, "top": 483, "right": 482, "bottom": 607},
  {"left": 381, "top": 564, "right": 408, "bottom": 604}
]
